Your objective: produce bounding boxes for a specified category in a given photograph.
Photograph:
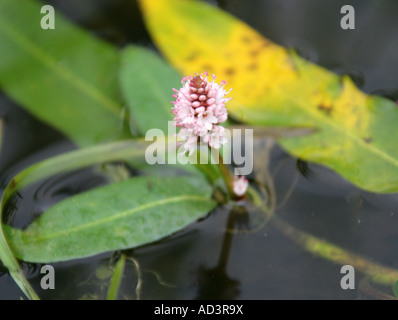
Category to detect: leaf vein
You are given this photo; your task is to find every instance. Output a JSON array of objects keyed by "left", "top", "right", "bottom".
[{"left": 24, "top": 195, "right": 210, "bottom": 242}]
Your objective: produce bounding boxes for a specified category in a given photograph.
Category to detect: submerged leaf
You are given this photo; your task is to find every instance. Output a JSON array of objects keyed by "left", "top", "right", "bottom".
[
  {"left": 139, "top": 0, "right": 398, "bottom": 193},
  {"left": 4, "top": 176, "right": 216, "bottom": 263},
  {"left": 273, "top": 217, "right": 398, "bottom": 287}
]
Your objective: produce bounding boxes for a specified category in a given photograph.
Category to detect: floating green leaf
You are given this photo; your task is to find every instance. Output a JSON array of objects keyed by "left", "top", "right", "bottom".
[
  {"left": 139, "top": 0, "right": 398, "bottom": 193},
  {"left": 4, "top": 175, "right": 215, "bottom": 263},
  {"left": 0, "top": 141, "right": 214, "bottom": 265},
  {"left": 119, "top": 46, "right": 181, "bottom": 134},
  {"left": 0, "top": 0, "right": 131, "bottom": 146},
  {"left": 0, "top": 139, "right": 149, "bottom": 299},
  {"left": 0, "top": 140, "right": 215, "bottom": 299}
]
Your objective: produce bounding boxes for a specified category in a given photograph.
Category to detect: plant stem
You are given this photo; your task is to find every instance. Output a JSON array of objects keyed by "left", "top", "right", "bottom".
[
  {"left": 106, "top": 253, "right": 126, "bottom": 300},
  {"left": 215, "top": 151, "right": 235, "bottom": 198}
]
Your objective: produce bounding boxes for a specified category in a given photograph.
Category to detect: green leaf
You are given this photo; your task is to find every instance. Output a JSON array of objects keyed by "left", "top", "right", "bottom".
[
  {"left": 106, "top": 254, "right": 126, "bottom": 300},
  {"left": 0, "top": 138, "right": 214, "bottom": 297},
  {"left": 119, "top": 46, "right": 181, "bottom": 134},
  {"left": 0, "top": 116, "right": 39, "bottom": 299},
  {"left": 0, "top": 0, "right": 131, "bottom": 146},
  {"left": 0, "top": 140, "right": 150, "bottom": 299},
  {"left": 4, "top": 176, "right": 215, "bottom": 263},
  {"left": 139, "top": 0, "right": 398, "bottom": 193}
]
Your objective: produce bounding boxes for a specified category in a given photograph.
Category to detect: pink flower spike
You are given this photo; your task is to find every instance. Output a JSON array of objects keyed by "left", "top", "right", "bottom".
[
  {"left": 177, "top": 128, "right": 198, "bottom": 156},
  {"left": 195, "top": 106, "right": 206, "bottom": 114},
  {"left": 171, "top": 72, "right": 231, "bottom": 149},
  {"left": 233, "top": 176, "right": 249, "bottom": 197},
  {"left": 192, "top": 101, "right": 201, "bottom": 108}
]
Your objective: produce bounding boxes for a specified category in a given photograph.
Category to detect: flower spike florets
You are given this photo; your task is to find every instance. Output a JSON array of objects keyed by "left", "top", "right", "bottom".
[
  {"left": 171, "top": 72, "right": 231, "bottom": 155},
  {"left": 171, "top": 72, "right": 248, "bottom": 198}
]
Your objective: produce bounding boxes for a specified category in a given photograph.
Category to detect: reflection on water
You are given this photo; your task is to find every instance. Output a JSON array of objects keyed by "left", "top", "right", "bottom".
[
  {"left": 1, "top": 0, "right": 398, "bottom": 300},
  {"left": 195, "top": 207, "right": 246, "bottom": 300}
]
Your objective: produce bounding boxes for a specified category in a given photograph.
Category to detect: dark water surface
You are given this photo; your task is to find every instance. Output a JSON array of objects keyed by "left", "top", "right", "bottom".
[{"left": 1, "top": 0, "right": 398, "bottom": 299}]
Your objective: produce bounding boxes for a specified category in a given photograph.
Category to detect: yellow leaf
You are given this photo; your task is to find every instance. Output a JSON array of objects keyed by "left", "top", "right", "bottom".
[{"left": 139, "top": 0, "right": 398, "bottom": 193}]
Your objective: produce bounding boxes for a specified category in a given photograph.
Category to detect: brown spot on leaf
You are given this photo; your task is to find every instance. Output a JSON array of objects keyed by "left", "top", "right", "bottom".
[
  {"left": 317, "top": 104, "right": 333, "bottom": 116},
  {"left": 241, "top": 35, "right": 252, "bottom": 44},
  {"left": 9, "top": 179, "right": 16, "bottom": 190},
  {"left": 250, "top": 49, "right": 260, "bottom": 57},
  {"left": 363, "top": 137, "right": 373, "bottom": 144},
  {"left": 260, "top": 40, "right": 270, "bottom": 48},
  {"left": 247, "top": 63, "right": 258, "bottom": 71},
  {"left": 225, "top": 68, "right": 235, "bottom": 76},
  {"left": 186, "top": 51, "right": 199, "bottom": 61}
]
